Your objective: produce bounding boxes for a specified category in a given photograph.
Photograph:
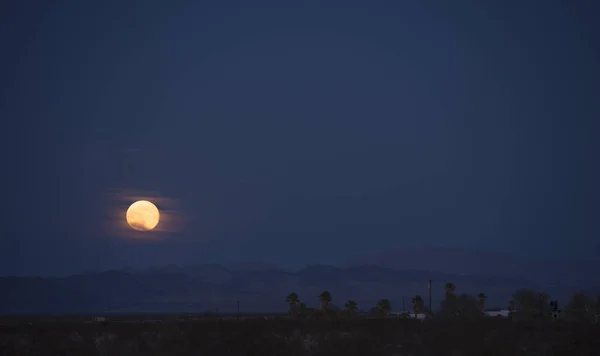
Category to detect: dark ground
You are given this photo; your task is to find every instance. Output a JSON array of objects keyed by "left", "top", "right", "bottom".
[{"left": 1, "top": 316, "right": 599, "bottom": 356}]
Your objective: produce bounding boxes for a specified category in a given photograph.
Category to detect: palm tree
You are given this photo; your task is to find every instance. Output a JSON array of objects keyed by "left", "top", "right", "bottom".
[
  {"left": 286, "top": 293, "right": 300, "bottom": 317},
  {"left": 319, "top": 291, "right": 332, "bottom": 312},
  {"left": 477, "top": 293, "right": 487, "bottom": 310},
  {"left": 412, "top": 295, "right": 424, "bottom": 316},
  {"left": 297, "top": 302, "right": 308, "bottom": 317},
  {"left": 344, "top": 300, "right": 358, "bottom": 314},
  {"left": 377, "top": 299, "right": 392, "bottom": 314},
  {"left": 444, "top": 282, "right": 456, "bottom": 296}
]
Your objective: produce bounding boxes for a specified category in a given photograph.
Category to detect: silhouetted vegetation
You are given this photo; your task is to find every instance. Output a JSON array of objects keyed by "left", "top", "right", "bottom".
[
  {"left": 412, "top": 295, "right": 424, "bottom": 314},
  {"left": 286, "top": 293, "right": 300, "bottom": 319},
  {"left": 1, "top": 317, "right": 600, "bottom": 356},
  {"left": 376, "top": 299, "right": 391, "bottom": 315},
  {"left": 343, "top": 300, "right": 358, "bottom": 314},
  {"left": 2, "top": 284, "right": 600, "bottom": 355}
]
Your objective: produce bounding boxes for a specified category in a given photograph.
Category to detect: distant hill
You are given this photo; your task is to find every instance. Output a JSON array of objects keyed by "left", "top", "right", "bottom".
[{"left": 0, "top": 259, "right": 593, "bottom": 315}]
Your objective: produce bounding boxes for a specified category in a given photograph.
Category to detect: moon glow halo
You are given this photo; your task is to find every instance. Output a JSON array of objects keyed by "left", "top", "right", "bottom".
[{"left": 126, "top": 200, "right": 160, "bottom": 231}]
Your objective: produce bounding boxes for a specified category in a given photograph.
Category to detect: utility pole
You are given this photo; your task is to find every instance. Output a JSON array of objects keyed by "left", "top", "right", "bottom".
[
  {"left": 402, "top": 296, "right": 405, "bottom": 311},
  {"left": 428, "top": 279, "right": 432, "bottom": 312},
  {"left": 237, "top": 301, "right": 240, "bottom": 319}
]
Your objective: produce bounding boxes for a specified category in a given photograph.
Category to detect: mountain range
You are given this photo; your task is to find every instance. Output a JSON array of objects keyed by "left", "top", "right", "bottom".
[
  {"left": 343, "top": 247, "right": 600, "bottom": 287},
  {"left": 1, "top": 248, "right": 598, "bottom": 315}
]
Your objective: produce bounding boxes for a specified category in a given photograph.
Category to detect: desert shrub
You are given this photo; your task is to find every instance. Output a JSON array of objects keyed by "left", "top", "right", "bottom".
[{"left": 1, "top": 318, "right": 600, "bottom": 356}]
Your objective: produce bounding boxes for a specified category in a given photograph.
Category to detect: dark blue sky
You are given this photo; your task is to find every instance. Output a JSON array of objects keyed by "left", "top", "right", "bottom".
[{"left": 1, "top": 0, "right": 598, "bottom": 276}]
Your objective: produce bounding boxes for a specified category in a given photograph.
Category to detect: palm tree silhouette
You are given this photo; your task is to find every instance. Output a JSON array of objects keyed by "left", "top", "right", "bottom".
[
  {"left": 477, "top": 293, "right": 487, "bottom": 310},
  {"left": 377, "top": 299, "right": 392, "bottom": 315},
  {"left": 444, "top": 282, "right": 456, "bottom": 296},
  {"left": 344, "top": 300, "right": 358, "bottom": 314},
  {"left": 412, "top": 295, "right": 424, "bottom": 316},
  {"left": 319, "top": 291, "right": 332, "bottom": 312},
  {"left": 297, "top": 302, "right": 308, "bottom": 317},
  {"left": 286, "top": 293, "right": 300, "bottom": 317}
]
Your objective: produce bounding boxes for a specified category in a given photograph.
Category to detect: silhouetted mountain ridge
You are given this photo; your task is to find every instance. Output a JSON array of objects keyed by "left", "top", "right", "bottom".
[{"left": 1, "top": 257, "right": 594, "bottom": 314}]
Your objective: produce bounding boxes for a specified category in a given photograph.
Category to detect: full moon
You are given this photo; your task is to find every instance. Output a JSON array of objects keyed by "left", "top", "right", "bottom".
[{"left": 126, "top": 200, "right": 160, "bottom": 231}]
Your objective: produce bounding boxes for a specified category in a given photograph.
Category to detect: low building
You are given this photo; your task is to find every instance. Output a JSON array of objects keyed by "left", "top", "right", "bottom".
[
  {"left": 386, "top": 311, "right": 407, "bottom": 319},
  {"left": 484, "top": 309, "right": 510, "bottom": 318},
  {"left": 388, "top": 312, "right": 426, "bottom": 320}
]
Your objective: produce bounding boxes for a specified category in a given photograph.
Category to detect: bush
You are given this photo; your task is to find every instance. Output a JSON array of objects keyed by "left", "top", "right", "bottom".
[{"left": 0, "top": 318, "right": 599, "bottom": 356}]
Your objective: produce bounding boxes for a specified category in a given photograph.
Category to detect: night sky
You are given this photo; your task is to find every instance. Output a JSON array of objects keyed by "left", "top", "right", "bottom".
[{"left": 1, "top": 1, "right": 598, "bottom": 277}]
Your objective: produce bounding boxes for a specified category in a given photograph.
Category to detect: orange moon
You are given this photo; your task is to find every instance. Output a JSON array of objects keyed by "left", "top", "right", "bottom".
[{"left": 126, "top": 200, "right": 160, "bottom": 231}]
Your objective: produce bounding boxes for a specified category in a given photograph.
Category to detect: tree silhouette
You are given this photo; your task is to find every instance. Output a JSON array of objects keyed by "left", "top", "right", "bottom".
[
  {"left": 285, "top": 293, "right": 300, "bottom": 318},
  {"left": 456, "top": 294, "right": 484, "bottom": 319},
  {"left": 344, "top": 300, "right": 358, "bottom": 314},
  {"left": 412, "top": 295, "right": 424, "bottom": 315},
  {"left": 567, "top": 292, "right": 594, "bottom": 321},
  {"left": 377, "top": 299, "right": 392, "bottom": 314},
  {"left": 440, "top": 285, "right": 459, "bottom": 317},
  {"left": 444, "top": 282, "right": 456, "bottom": 296},
  {"left": 568, "top": 292, "right": 593, "bottom": 311},
  {"left": 297, "top": 302, "right": 309, "bottom": 318},
  {"left": 319, "top": 291, "right": 332, "bottom": 312},
  {"left": 477, "top": 293, "right": 487, "bottom": 310},
  {"left": 513, "top": 288, "right": 549, "bottom": 315}
]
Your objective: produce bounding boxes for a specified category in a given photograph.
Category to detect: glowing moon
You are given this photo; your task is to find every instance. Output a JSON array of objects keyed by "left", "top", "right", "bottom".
[{"left": 126, "top": 200, "right": 160, "bottom": 231}]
